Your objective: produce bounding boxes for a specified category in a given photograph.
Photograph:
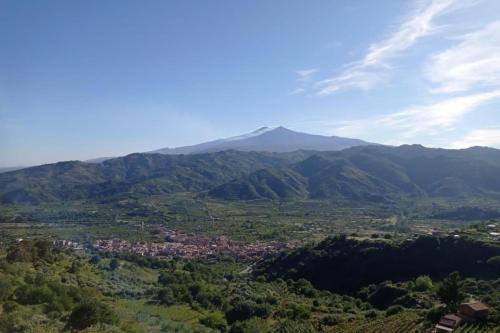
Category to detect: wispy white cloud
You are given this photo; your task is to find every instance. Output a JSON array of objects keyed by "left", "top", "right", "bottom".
[
  {"left": 376, "top": 90, "right": 500, "bottom": 136},
  {"left": 289, "top": 88, "right": 307, "bottom": 95},
  {"left": 425, "top": 20, "right": 500, "bottom": 93},
  {"left": 316, "top": 0, "right": 457, "bottom": 95},
  {"left": 291, "top": 69, "right": 318, "bottom": 95},
  {"left": 450, "top": 128, "right": 500, "bottom": 148},
  {"left": 296, "top": 69, "right": 318, "bottom": 82},
  {"left": 332, "top": 90, "right": 500, "bottom": 140}
]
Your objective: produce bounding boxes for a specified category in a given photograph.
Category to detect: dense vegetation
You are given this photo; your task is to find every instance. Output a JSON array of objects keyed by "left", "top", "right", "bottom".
[
  {"left": 210, "top": 145, "right": 500, "bottom": 201},
  {"left": 0, "top": 150, "right": 310, "bottom": 205},
  {"left": 3, "top": 145, "right": 500, "bottom": 205},
  {"left": 258, "top": 236, "right": 500, "bottom": 293},
  {"left": 2, "top": 145, "right": 500, "bottom": 332},
  {"left": 1, "top": 236, "right": 499, "bottom": 333}
]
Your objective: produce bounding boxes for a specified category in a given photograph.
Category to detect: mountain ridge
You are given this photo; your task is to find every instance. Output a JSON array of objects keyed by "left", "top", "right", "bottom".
[
  {"left": 2, "top": 145, "right": 500, "bottom": 205},
  {"left": 150, "top": 126, "right": 375, "bottom": 155}
]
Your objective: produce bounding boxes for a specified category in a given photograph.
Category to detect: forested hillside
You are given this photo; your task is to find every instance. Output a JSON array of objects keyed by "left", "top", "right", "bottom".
[
  {"left": 0, "top": 151, "right": 310, "bottom": 205},
  {"left": 2, "top": 145, "right": 500, "bottom": 205},
  {"left": 257, "top": 236, "right": 500, "bottom": 293},
  {"left": 210, "top": 145, "right": 500, "bottom": 201}
]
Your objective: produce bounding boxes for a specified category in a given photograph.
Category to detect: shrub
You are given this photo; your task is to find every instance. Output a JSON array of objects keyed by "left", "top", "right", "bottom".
[
  {"left": 109, "top": 258, "right": 120, "bottom": 271},
  {"left": 157, "top": 288, "right": 176, "bottom": 306},
  {"left": 200, "top": 313, "right": 228, "bottom": 332},
  {"left": 367, "top": 284, "right": 408, "bottom": 309},
  {"left": 272, "top": 320, "right": 316, "bottom": 333},
  {"left": 225, "top": 301, "right": 257, "bottom": 323},
  {"left": 89, "top": 255, "right": 101, "bottom": 265},
  {"left": 321, "top": 315, "right": 342, "bottom": 325},
  {"left": 487, "top": 256, "right": 500, "bottom": 270},
  {"left": 0, "top": 279, "right": 13, "bottom": 301},
  {"left": 256, "top": 275, "right": 266, "bottom": 283},
  {"left": 15, "top": 285, "right": 55, "bottom": 305},
  {"left": 67, "top": 300, "right": 117, "bottom": 330},
  {"left": 385, "top": 305, "right": 404, "bottom": 316},
  {"left": 2, "top": 300, "right": 20, "bottom": 313},
  {"left": 365, "top": 310, "right": 378, "bottom": 318},
  {"left": 414, "top": 275, "right": 433, "bottom": 291},
  {"left": 426, "top": 306, "right": 446, "bottom": 323},
  {"left": 229, "top": 317, "right": 269, "bottom": 333}
]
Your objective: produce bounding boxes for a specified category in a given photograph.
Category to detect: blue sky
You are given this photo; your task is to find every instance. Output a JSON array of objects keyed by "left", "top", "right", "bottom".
[{"left": 1, "top": 0, "right": 500, "bottom": 166}]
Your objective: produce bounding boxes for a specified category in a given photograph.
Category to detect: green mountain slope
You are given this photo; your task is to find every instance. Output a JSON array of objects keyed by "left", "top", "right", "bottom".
[
  {"left": 257, "top": 236, "right": 500, "bottom": 293},
  {"left": 2, "top": 145, "right": 500, "bottom": 205},
  {"left": 0, "top": 150, "right": 310, "bottom": 205},
  {"left": 209, "top": 145, "right": 500, "bottom": 201}
]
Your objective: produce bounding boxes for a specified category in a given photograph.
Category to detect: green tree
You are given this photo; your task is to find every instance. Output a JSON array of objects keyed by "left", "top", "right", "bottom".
[
  {"left": 109, "top": 258, "right": 120, "bottom": 271},
  {"left": 230, "top": 317, "right": 269, "bottom": 333},
  {"left": 0, "top": 279, "right": 13, "bottom": 301},
  {"left": 487, "top": 256, "right": 500, "bottom": 270},
  {"left": 414, "top": 275, "right": 433, "bottom": 291},
  {"left": 89, "top": 255, "right": 101, "bottom": 265},
  {"left": 6, "top": 241, "right": 34, "bottom": 263},
  {"left": 200, "top": 313, "right": 228, "bottom": 332},
  {"left": 67, "top": 301, "right": 117, "bottom": 330},
  {"left": 436, "top": 272, "right": 466, "bottom": 311},
  {"left": 225, "top": 301, "right": 257, "bottom": 324}
]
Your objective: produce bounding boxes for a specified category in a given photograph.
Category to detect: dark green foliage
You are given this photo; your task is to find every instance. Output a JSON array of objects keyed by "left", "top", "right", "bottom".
[
  {"left": 6, "top": 240, "right": 56, "bottom": 264},
  {"left": 200, "top": 313, "right": 228, "bottom": 332},
  {"left": 272, "top": 320, "right": 316, "bottom": 333},
  {"left": 0, "top": 151, "right": 304, "bottom": 205},
  {"left": 487, "top": 256, "right": 500, "bottom": 271},
  {"left": 414, "top": 275, "right": 433, "bottom": 291},
  {"left": 67, "top": 300, "right": 117, "bottom": 330},
  {"left": 385, "top": 304, "right": 404, "bottom": 316},
  {"left": 321, "top": 315, "right": 342, "bottom": 325},
  {"left": 1, "top": 300, "right": 19, "bottom": 313},
  {"left": 1, "top": 236, "right": 499, "bottom": 332},
  {"left": 225, "top": 300, "right": 272, "bottom": 324},
  {"left": 210, "top": 145, "right": 500, "bottom": 201},
  {"left": 209, "top": 167, "right": 308, "bottom": 200},
  {"left": 0, "top": 279, "right": 13, "bottom": 301},
  {"left": 426, "top": 306, "right": 446, "bottom": 323},
  {"left": 89, "top": 254, "right": 101, "bottom": 265},
  {"left": 282, "top": 302, "right": 311, "bottom": 320},
  {"left": 259, "top": 236, "right": 500, "bottom": 293},
  {"left": 367, "top": 283, "right": 408, "bottom": 309},
  {"left": 229, "top": 317, "right": 269, "bottom": 333},
  {"left": 436, "top": 271, "right": 466, "bottom": 311},
  {"left": 109, "top": 258, "right": 120, "bottom": 270},
  {"left": 4, "top": 145, "right": 500, "bottom": 205},
  {"left": 155, "top": 262, "right": 227, "bottom": 310},
  {"left": 118, "top": 252, "right": 173, "bottom": 269},
  {"left": 14, "top": 277, "right": 85, "bottom": 313}
]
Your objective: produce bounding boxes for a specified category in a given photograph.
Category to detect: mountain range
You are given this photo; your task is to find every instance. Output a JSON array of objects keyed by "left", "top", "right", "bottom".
[
  {"left": 150, "top": 126, "right": 374, "bottom": 155},
  {"left": 2, "top": 126, "right": 373, "bottom": 170},
  {"left": 2, "top": 144, "right": 500, "bottom": 205}
]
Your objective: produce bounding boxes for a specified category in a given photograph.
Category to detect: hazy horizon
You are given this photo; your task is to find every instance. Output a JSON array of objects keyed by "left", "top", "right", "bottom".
[{"left": 2, "top": 0, "right": 500, "bottom": 167}]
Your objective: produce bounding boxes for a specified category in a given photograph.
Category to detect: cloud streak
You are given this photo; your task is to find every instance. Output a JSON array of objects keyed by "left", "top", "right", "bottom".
[
  {"left": 425, "top": 20, "right": 500, "bottom": 93},
  {"left": 296, "top": 69, "right": 318, "bottom": 82},
  {"left": 333, "top": 90, "right": 500, "bottom": 140},
  {"left": 316, "top": 0, "right": 456, "bottom": 95}
]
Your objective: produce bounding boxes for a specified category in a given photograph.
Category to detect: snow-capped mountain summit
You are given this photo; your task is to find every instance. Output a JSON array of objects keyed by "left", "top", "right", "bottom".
[{"left": 150, "top": 126, "right": 374, "bottom": 155}]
